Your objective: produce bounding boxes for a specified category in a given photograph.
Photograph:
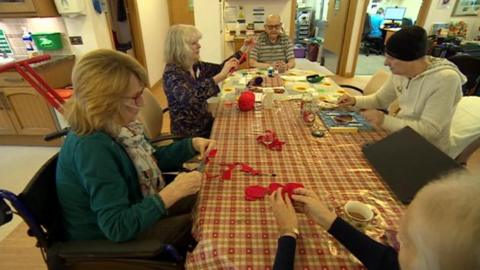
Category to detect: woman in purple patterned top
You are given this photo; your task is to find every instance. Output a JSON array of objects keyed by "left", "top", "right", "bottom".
[{"left": 163, "top": 24, "right": 251, "bottom": 137}]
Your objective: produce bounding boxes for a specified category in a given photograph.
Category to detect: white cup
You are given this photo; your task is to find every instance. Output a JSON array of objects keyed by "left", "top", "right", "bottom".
[
  {"left": 344, "top": 200, "right": 374, "bottom": 231},
  {"left": 207, "top": 96, "right": 220, "bottom": 117}
]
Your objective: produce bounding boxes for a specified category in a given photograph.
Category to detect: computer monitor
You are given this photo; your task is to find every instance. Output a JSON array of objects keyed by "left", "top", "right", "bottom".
[{"left": 384, "top": 7, "right": 406, "bottom": 22}]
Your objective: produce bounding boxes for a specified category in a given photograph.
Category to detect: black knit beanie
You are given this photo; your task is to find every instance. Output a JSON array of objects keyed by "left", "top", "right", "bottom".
[{"left": 385, "top": 26, "right": 427, "bottom": 61}]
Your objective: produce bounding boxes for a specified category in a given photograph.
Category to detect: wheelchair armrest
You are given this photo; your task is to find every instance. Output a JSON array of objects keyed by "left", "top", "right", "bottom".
[
  {"left": 44, "top": 128, "right": 69, "bottom": 141},
  {"left": 55, "top": 239, "right": 169, "bottom": 259},
  {"left": 149, "top": 134, "right": 185, "bottom": 144},
  {"left": 339, "top": 84, "right": 364, "bottom": 94}
]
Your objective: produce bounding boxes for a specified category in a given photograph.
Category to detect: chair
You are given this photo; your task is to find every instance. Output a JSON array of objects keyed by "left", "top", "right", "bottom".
[
  {"left": 401, "top": 17, "right": 413, "bottom": 27},
  {"left": 361, "top": 14, "right": 384, "bottom": 56},
  {"left": 449, "top": 96, "right": 480, "bottom": 165},
  {"left": 137, "top": 88, "right": 183, "bottom": 143},
  {"left": 448, "top": 54, "right": 480, "bottom": 96},
  {"left": 0, "top": 154, "right": 184, "bottom": 270}
]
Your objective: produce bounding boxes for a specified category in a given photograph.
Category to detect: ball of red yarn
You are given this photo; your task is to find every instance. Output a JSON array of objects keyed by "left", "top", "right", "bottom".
[{"left": 238, "top": 91, "right": 255, "bottom": 111}]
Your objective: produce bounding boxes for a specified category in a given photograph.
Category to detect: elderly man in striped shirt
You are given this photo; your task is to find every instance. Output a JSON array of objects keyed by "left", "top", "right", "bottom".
[{"left": 249, "top": 14, "right": 296, "bottom": 72}]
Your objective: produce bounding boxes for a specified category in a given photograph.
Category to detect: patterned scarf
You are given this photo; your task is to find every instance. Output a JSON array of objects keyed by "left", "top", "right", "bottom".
[{"left": 115, "top": 121, "right": 165, "bottom": 197}]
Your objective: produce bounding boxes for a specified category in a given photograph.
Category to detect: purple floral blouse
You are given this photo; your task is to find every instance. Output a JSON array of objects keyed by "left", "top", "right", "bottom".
[{"left": 163, "top": 61, "right": 222, "bottom": 137}]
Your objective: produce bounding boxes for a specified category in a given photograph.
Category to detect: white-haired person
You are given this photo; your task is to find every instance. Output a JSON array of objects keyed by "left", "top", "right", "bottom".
[
  {"left": 269, "top": 171, "right": 480, "bottom": 269},
  {"left": 249, "top": 14, "right": 295, "bottom": 71},
  {"left": 337, "top": 26, "right": 466, "bottom": 156},
  {"left": 56, "top": 49, "right": 215, "bottom": 255},
  {"left": 163, "top": 24, "right": 253, "bottom": 138}
]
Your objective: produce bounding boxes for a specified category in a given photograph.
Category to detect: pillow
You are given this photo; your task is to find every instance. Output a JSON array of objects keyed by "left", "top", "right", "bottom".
[{"left": 448, "top": 97, "right": 480, "bottom": 158}]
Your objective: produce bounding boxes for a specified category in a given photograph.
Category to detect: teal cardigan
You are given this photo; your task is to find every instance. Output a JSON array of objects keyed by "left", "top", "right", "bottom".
[{"left": 56, "top": 131, "right": 197, "bottom": 242}]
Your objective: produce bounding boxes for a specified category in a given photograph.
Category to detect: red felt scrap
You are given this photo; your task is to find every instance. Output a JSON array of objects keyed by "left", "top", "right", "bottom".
[
  {"left": 283, "top": 183, "right": 305, "bottom": 198},
  {"left": 245, "top": 185, "right": 268, "bottom": 201},
  {"left": 256, "top": 130, "right": 285, "bottom": 151},
  {"left": 245, "top": 182, "right": 305, "bottom": 201},
  {"left": 268, "top": 183, "right": 285, "bottom": 194}
]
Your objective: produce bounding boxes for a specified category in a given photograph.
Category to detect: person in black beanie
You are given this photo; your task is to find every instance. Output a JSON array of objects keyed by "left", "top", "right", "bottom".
[{"left": 338, "top": 26, "right": 466, "bottom": 157}]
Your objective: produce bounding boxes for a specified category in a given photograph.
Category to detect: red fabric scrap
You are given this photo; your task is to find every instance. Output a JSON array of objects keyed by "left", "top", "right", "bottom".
[
  {"left": 256, "top": 130, "right": 285, "bottom": 151},
  {"left": 245, "top": 182, "right": 305, "bottom": 201},
  {"left": 268, "top": 183, "right": 285, "bottom": 194},
  {"left": 245, "top": 185, "right": 268, "bottom": 201},
  {"left": 283, "top": 183, "right": 305, "bottom": 199}
]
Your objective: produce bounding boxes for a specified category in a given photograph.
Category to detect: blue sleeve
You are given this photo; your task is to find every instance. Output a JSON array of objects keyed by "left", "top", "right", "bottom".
[
  {"left": 272, "top": 236, "right": 296, "bottom": 270},
  {"left": 328, "top": 217, "right": 400, "bottom": 270}
]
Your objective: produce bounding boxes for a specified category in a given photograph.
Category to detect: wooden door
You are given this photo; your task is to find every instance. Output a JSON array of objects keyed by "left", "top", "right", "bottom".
[
  {"left": 167, "top": 0, "right": 194, "bottom": 25},
  {"left": 322, "top": 0, "right": 350, "bottom": 73},
  {"left": 3, "top": 87, "right": 57, "bottom": 136},
  {"left": 0, "top": 91, "right": 17, "bottom": 135}
]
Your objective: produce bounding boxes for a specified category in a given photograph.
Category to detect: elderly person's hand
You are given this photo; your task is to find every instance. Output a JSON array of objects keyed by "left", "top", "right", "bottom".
[
  {"left": 192, "top": 137, "right": 216, "bottom": 160},
  {"left": 159, "top": 171, "right": 202, "bottom": 208},
  {"left": 337, "top": 94, "right": 356, "bottom": 107},
  {"left": 292, "top": 188, "right": 336, "bottom": 230},
  {"left": 269, "top": 189, "right": 299, "bottom": 237},
  {"left": 273, "top": 61, "right": 288, "bottom": 73},
  {"left": 214, "top": 58, "right": 238, "bottom": 83},
  {"left": 360, "top": 109, "right": 385, "bottom": 127}
]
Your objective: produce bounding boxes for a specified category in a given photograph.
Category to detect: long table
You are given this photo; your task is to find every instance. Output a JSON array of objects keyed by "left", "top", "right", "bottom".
[{"left": 186, "top": 88, "right": 404, "bottom": 270}]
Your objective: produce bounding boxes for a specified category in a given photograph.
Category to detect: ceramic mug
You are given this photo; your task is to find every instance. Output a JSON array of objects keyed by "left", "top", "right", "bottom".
[{"left": 344, "top": 200, "right": 374, "bottom": 231}]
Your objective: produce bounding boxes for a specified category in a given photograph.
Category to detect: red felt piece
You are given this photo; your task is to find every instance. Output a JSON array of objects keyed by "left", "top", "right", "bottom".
[
  {"left": 245, "top": 185, "right": 268, "bottom": 200},
  {"left": 256, "top": 130, "right": 285, "bottom": 151},
  {"left": 283, "top": 183, "right": 305, "bottom": 198},
  {"left": 268, "top": 183, "right": 285, "bottom": 194}
]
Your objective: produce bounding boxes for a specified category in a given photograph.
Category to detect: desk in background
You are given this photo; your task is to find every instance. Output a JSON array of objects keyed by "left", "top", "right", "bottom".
[{"left": 186, "top": 99, "right": 405, "bottom": 269}]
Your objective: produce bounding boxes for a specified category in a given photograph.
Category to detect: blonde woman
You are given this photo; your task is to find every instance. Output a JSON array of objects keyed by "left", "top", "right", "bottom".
[
  {"left": 269, "top": 171, "right": 480, "bottom": 269},
  {"left": 163, "top": 24, "right": 253, "bottom": 138},
  {"left": 56, "top": 49, "right": 214, "bottom": 253}
]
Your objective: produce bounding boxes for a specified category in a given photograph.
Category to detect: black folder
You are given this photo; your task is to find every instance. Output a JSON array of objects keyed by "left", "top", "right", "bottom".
[{"left": 362, "top": 126, "right": 463, "bottom": 204}]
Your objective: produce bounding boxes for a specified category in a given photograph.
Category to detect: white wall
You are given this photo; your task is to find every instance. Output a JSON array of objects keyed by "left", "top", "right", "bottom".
[
  {"left": 194, "top": 0, "right": 223, "bottom": 63},
  {"left": 136, "top": 0, "right": 170, "bottom": 86},
  {"left": 62, "top": 0, "right": 113, "bottom": 57},
  {"left": 225, "top": 0, "right": 292, "bottom": 34},
  {"left": 424, "top": 0, "right": 479, "bottom": 40}
]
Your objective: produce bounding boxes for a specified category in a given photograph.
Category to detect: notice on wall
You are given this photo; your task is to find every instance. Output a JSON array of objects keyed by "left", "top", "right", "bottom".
[
  {"left": 0, "top": 29, "right": 13, "bottom": 55},
  {"left": 224, "top": 5, "right": 238, "bottom": 23}
]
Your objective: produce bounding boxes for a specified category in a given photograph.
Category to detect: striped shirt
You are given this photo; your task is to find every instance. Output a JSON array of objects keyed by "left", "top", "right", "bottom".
[{"left": 250, "top": 32, "right": 294, "bottom": 63}]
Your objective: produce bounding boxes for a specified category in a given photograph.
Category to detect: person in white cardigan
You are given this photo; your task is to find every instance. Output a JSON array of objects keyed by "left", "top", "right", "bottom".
[{"left": 338, "top": 26, "right": 466, "bottom": 155}]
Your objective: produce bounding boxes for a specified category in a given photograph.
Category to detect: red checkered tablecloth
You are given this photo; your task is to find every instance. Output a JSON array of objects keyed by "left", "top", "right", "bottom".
[{"left": 186, "top": 101, "right": 405, "bottom": 270}]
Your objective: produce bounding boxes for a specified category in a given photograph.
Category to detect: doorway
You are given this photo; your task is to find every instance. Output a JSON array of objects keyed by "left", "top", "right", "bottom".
[
  {"left": 355, "top": 0, "right": 425, "bottom": 75},
  {"left": 104, "top": 0, "right": 146, "bottom": 68}
]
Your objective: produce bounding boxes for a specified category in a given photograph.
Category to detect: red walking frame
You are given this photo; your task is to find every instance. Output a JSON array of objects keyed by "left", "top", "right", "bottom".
[{"left": 0, "top": 54, "right": 67, "bottom": 113}]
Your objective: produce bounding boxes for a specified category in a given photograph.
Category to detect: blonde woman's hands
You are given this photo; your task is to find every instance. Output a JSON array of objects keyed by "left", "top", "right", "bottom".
[
  {"left": 269, "top": 189, "right": 299, "bottom": 238},
  {"left": 291, "top": 188, "right": 337, "bottom": 230},
  {"left": 158, "top": 171, "right": 202, "bottom": 208},
  {"left": 337, "top": 94, "right": 356, "bottom": 107},
  {"left": 192, "top": 137, "right": 216, "bottom": 160}
]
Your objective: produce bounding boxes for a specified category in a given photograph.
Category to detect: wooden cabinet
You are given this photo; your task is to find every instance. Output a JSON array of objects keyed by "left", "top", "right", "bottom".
[
  {"left": 0, "top": 56, "right": 74, "bottom": 146},
  {"left": 0, "top": 87, "right": 57, "bottom": 135},
  {"left": 0, "top": 0, "right": 59, "bottom": 18}
]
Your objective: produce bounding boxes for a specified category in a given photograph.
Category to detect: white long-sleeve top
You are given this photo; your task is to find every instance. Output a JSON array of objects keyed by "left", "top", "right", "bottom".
[{"left": 354, "top": 56, "right": 466, "bottom": 154}]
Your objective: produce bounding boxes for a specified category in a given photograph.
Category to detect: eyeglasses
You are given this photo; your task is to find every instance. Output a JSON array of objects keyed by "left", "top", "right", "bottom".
[
  {"left": 266, "top": 24, "right": 282, "bottom": 30},
  {"left": 123, "top": 88, "right": 145, "bottom": 106}
]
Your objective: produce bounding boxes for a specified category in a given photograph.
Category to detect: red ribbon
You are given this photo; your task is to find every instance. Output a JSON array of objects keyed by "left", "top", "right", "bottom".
[
  {"left": 219, "top": 162, "right": 262, "bottom": 180},
  {"left": 256, "top": 130, "right": 285, "bottom": 151}
]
